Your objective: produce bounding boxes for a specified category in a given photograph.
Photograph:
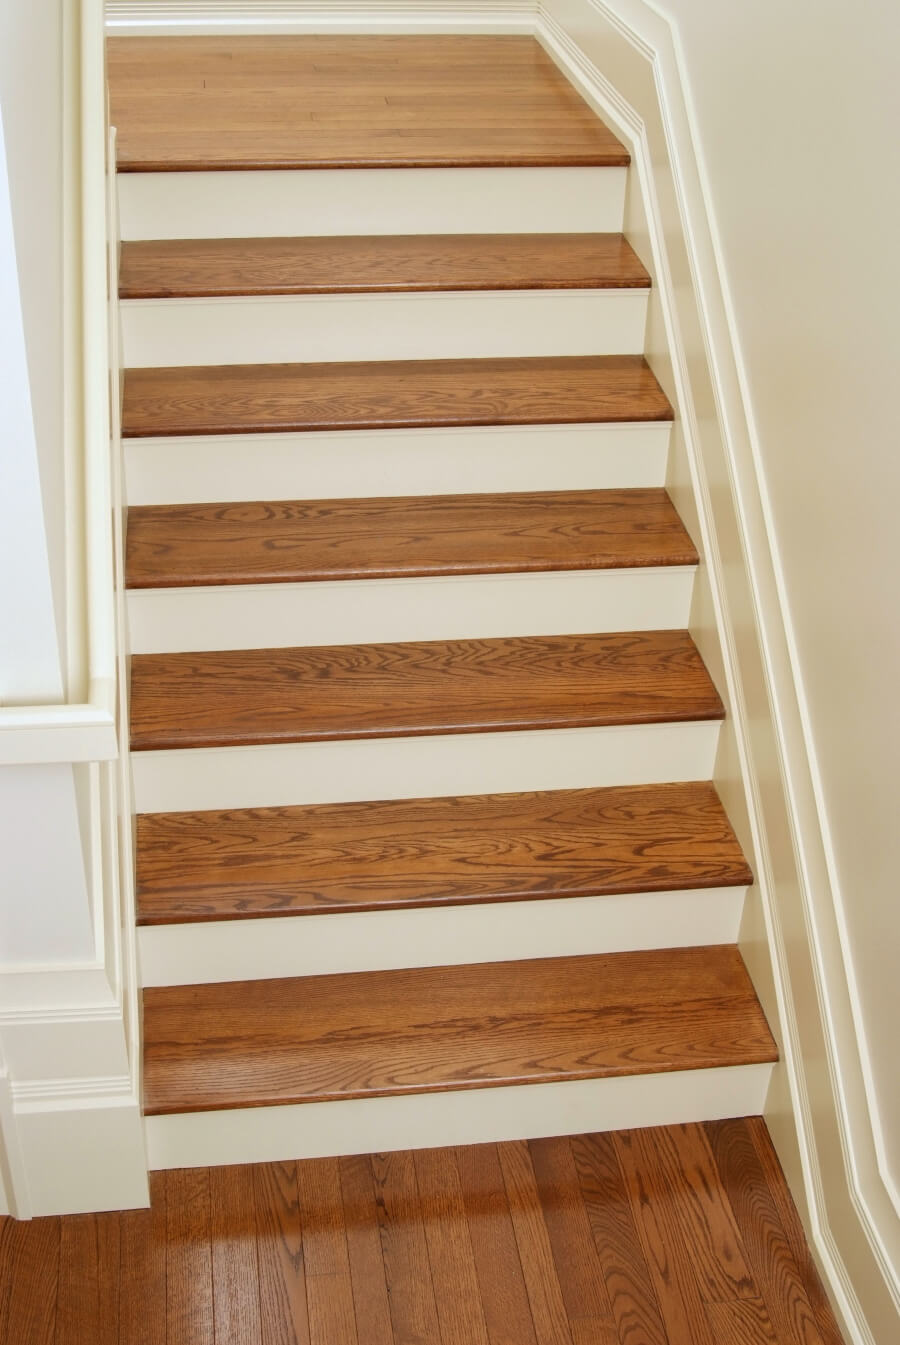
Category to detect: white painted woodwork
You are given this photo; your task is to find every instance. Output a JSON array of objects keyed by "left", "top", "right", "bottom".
[
  {"left": 117, "top": 166, "right": 626, "bottom": 239},
  {"left": 139, "top": 884, "right": 747, "bottom": 986},
  {"left": 127, "top": 566, "right": 695, "bottom": 652},
  {"left": 131, "top": 719, "right": 721, "bottom": 813},
  {"left": 145, "top": 1062, "right": 774, "bottom": 1170},
  {"left": 124, "top": 422, "right": 671, "bottom": 506},
  {"left": 121, "top": 288, "right": 649, "bottom": 365}
]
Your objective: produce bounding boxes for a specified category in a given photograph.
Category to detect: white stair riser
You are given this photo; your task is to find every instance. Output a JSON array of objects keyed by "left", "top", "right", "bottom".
[
  {"left": 124, "top": 422, "right": 671, "bottom": 506},
  {"left": 139, "top": 885, "right": 746, "bottom": 987},
  {"left": 118, "top": 167, "right": 627, "bottom": 240},
  {"left": 127, "top": 567, "right": 695, "bottom": 653},
  {"left": 145, "top": 1063, "right": 774, "bottom": 1170},
  {"left": 131, "top": 720, "right": 721, "bottom": 814},
  {"left": 121, "top": 289, "right": 649, "bottom": 366}
]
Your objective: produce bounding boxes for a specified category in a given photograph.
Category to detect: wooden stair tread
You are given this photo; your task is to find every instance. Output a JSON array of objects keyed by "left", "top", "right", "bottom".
[
  {"left": 129, "top": 630, "right": 724, "bottom": 752},
  {"left": 141, "top": 945, "right": 778, "bottom": 1114},
  {"left": 136, "top": 781, "right": 753, "bottom": 925},
  {"left": 108, "top": 36, "right": 629, "bottom": 171},
  {"left": 119, "top": 233, "right": 650, "bottom": 299},
  {"left": 122, "top": 355, "right": 673, "bottom": 439},
  {"left": 125, "top": 488, "right": 697, "bottom": 590}
]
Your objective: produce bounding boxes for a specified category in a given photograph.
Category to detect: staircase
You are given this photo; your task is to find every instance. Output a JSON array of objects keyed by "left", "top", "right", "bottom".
[{"left": 110, "top": 34, "right": 777, "bottom": 1171}]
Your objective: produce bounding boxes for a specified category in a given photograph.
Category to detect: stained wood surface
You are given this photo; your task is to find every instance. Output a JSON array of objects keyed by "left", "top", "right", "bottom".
[
  {"left": 135, "top": 781, "right": 751, "bottom": 926},
  {"left": 0, "top": 1121, "right": 844, "bottom": 1344},
  {"left": 125, "top": 488, "right": 696, "bottom": 590},
  {"left": 119, "top": 233, "right": 649, "bottom": 299},
  {"left": 108, "top": 36, "right": 629, "bottom": 171},
  {"left": 129, "top": 630, "right": 723, "bottom": 752},
  {"left": 141, "top": 945, "right": 776, "bottom": 1115},
  {"left": 121, "top": 355, "right": 673, "bottom": 439}
]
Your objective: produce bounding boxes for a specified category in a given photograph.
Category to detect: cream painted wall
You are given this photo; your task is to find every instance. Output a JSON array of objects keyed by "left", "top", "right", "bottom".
[
  {"left": 655, "top": 0, "right": 900, "bottom": 1198},
  {"left": 0, "top": 0, "right": 67, "bottom": 687}
]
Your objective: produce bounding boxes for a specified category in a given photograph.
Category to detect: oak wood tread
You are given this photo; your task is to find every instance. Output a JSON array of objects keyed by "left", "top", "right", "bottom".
[
  {"left": 119, "top": 233, "right": 650, "bottom": 299},
  {"left": 122, "top": 355, "right": 673, "bottom": 439},
  {"left": 125, "top": 488, "right": 697, "bottom": 590},
  {"left": 141, "top": 945, "right": 778, "bottom": 1114},
  {"left": 136, "top": 781, "right": 753, "bottom": 925},
  {"left": 108, "top": 36, "right": 630, "bottom": 171},
  {"left": 129, "top": 630, "right": 724, "bottom": 752}
]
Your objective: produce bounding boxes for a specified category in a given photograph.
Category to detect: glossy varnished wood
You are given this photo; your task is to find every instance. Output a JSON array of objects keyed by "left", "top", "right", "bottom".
[
  {"left": 129, "top": 629, "right": 723, "bottom": 752},
  {"left": 119, "top": 233, "right": 649, "bottom": 299},
  {"left": 135, "top": 781, "right": 751, "bottom": 926},
  {"left": 121, "top": 355, "right": 673, "bottom": 439},
  {"left": 108, "top": 36, "right": 629, "bottom": 171},
  {"left": 0, "top": 1122, "right": 843, "bottom": 1345},
  {"left": 125, "top": 488, "right": 696, "bottom": 590},
  {"left": 141, "top": 945, "right": 776, "bottom": 1115}
]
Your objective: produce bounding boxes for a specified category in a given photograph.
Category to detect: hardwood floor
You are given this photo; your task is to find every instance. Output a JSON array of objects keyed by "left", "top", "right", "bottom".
[
  {"left": 121, "top": 355, "right": 673, "bottom": 439},
  {"left": 108, "top": 36, "right": 630, "bottom": 171},
  {"left": 129, "top": 630, "right": 724, "bottom": 752},
  {"left": 119, "top": 233, "right": 650, "bottom": 299},
  {"left": 135, "top": 781, "right": 752, "bottom": 925},
  {"left": 0, "top": 1119, "right": 844, "bottom": 1343},
  {"left": 125, "top": 488, "right": 697, "bottom": 589}
]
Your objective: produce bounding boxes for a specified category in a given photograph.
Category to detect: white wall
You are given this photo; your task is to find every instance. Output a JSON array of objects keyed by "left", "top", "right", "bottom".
[
  {"left": 0, "top": 0, "right": 67, "bottom": 688},
  {"left": 654, "top": 0, "right": 900, "bottom": 1204}
]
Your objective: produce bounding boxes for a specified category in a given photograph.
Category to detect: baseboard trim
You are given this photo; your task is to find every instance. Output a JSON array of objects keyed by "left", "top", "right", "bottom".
[{"left": 105, "top": 1, "right": 539, "bottom": 35}]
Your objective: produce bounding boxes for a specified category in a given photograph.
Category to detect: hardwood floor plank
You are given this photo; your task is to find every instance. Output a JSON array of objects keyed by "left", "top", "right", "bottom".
[
  {"left": 414, "top": 1147, "right": 491, "bottom": 1345},
  {"left": 297, "top": 1158, "right": 358, "bottom": 1345},
  {"left": 526, "top": 1137, "right": 617, "bottom": 1341},
  {"left": 706, "top": 1118, "right": 837, "bottom": 1345},
  {"left": 497, "top": 1140, "right": 574, "bottom": 1345},
  {"left": 641, "top": 1122, "right": 756, "bottom": 1302},
  {"left": 142, "top": 946, "right": 777, "bottom": 1115},
  {"left": 0, "top": 1214, "right": 59, "bottom": 1345},
  {"left": 210, "top": 1165, "right": 262, "bottom": 1343},
  {"left": 253, "top": 1161, "right": 311, "bottom": 1345},
  {"left": 121, "top": 356, "right": 672, "bottom": 439},
  {"left": 108, "top": 36, "right": 629, "bottom": 170},
  {"left": 119, "top": 233, "right": 649, "bottom": 299},
  {"left": 370, "top": 1150, "right": 442, "bottom": 1344},
  {"left": 569, "top": 1132, "right": 668, "bottom": 1345},
  {"left": 118, "top": 1170, "right": 167, "bottom": 1345},
  {"left": 129, "top": 630, "right": 723, "bottom": 753},
  {"left": 614, "top": 1127, "right": 717, "bottom": 1345},
  {"left": 454, "top": 1143, "right": 539, "bottom": 1345},
  {"left": 57, "top": 1213, "right": 120, "bottom": 1345},
  {"left": 705, "top": 1296, "right": 780, "bottom": 1343},
  {"left": 165, "top": 1168, "right": 214, "bottom": 1344},
  {"left": 125, "top": 488, "right": 696, "bottom": 590},
  {"left": 135, "top": 782, "right": 752, "bottom": 926},
  {"left": 337, "top": 1156, "right": 393, "bottom": 1345}
]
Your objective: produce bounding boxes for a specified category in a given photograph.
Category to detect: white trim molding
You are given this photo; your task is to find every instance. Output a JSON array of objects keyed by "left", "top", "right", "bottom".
[{"left": 105, "top": 1, "right": 538, "bottom": 34}]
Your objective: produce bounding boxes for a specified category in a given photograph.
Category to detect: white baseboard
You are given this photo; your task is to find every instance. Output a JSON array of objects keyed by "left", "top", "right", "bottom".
[
  {"left": 124, "top": 422, "right": 671, "bottom": 507},
  {"left": 106, "top": 1, "right": 538, "bottom": 35},
  {"left": 146, "top": 1061, "right": 773, "bottom": 1170}
]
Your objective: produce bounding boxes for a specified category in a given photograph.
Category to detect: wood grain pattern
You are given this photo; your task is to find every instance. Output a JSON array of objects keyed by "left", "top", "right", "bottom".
[
  {"left": 135, "top": 780, "right": 752, "bottom": 926},
  {"left": 125, "top": 488, "right": 696, "bottom": 590},
  {"left": 253, "top": 1161, "right": 310, "bottom": 1345},
  {"left": 296, "top": 1159, "right": 358, "bottom": 1345},
  {"left": 119, "top": 233, "right": 649, "bottom": 299},
  {"left": 166, "top": 1167, "right": 214, "bottom": 1345},
  {"left": 119, "top": 1169, "right": 167, "bottom": 1345},
  {"left": 210, "top": 1166, "right": 262, "bottom": 1344},
  {"left": 0, "top": 1122, "right": 845, "bottom": 1345},
  {"left": 121, "top": 355, "right": 673, "bottom": 439},
  {"left": 129, "top": 629, "right": 724, "bottom": 752},
  {"left": 141, "top": 945, "right": 777, "bottom": 1115},
  {"left": 108, "top": 36, "right": 629, "bottom": 170}
]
